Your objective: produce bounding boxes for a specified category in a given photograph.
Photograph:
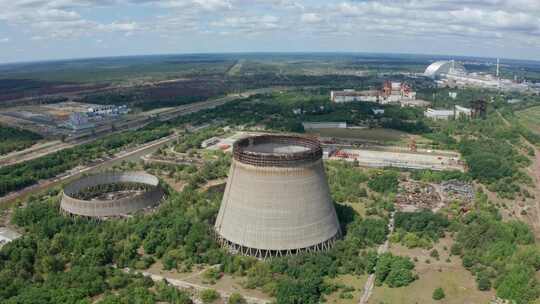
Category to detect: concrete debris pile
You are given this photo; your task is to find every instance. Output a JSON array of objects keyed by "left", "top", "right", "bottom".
[
  {"left": 396, "top": 181, "right": 441, "bottom": 212},
  {"left": 441, "top": 179, "right": 474, "bottom": 202},
  {"left": 0, "top": 227, "right": 22, "bottom": 248}
]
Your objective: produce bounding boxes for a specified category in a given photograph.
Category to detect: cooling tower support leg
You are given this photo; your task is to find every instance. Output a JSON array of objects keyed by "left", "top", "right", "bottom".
[{"left": 215, "top": 232, "right": 340, "bottom": 260}]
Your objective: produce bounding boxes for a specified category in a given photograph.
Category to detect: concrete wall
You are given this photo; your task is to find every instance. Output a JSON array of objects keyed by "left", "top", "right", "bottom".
[
  {"left": 215, "top": 158, "right": 340, "bottom": 252},
  {"left": 61, "top": 171, "right": 164, "bottom": 218}
]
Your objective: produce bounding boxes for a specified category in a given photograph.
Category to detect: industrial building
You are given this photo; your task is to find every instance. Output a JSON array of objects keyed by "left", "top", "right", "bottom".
[
  {"left": 380, "top": 81, "right": 416, "bottom": 104},
  {"left": 330, "top": 81, "right": 428, "bottom": 107},
  {"left": 330, "top": 89, "right": 379, "bottom": 103},
  {"left": 201, "top": 137, "right": 220, "bottom": 148},
  {"left": 214, "top": 135, "right": 341, "bottom": 258},
  {"left": 0, "top": 101, "right": 131, "bottom": 136},
  {"left": 424, "top": 60, "right": 467, "bottom": 79},
  {"left": 425, "top": 60, "right": 538, "bottom": 93},
  {"left": 424, "top": 108, "right": 455, "bottom": 120},
  {"left": 302, "top": 122, "right": 347, "bottom": 130},
  {"left": 61, "top": 171, "right": 164, "bottom": 218},
  {"left": 67, "top": 112, "right": 95, "bottom": 130},
  {"left": 424, "top": 105, "right": 473, "bottom": 120}
]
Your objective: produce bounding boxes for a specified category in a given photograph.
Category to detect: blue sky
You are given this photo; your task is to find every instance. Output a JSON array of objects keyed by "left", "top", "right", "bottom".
[{"left": 1, "top": 0, "right": 540, "bottom": 63}]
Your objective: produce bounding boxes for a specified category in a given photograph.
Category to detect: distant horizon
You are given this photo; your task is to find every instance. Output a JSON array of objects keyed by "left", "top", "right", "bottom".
[
  {"left": 2, "top": 50, "right": 540, "bottom": 67},
  {"left": 1, "top": 1, "right": 539, "bottom": 64}
]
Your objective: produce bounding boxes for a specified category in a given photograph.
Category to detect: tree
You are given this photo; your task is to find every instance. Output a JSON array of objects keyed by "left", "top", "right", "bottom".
[
  {"left": 496, "top": 265, "right": 539, "bottom": 304},
  {"left": 200, "top": 289, "right": 220, "bottom": 304},
  {"left": 227, "top": 292, "right": 247, "bottom": 304},
  {"left": 432, "top": 287, "right": 445, "bottom": 300},
  {"left": 368, "top": 171, "right": 399, "bottom": 193},
  {"left": 477, "top": 272, "right": 491, "bottom": 291}
]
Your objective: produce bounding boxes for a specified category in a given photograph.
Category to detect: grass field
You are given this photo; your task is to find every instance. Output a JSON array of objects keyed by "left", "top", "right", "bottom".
[
  {"left": 517, "top": 106, "right": 540, "bottom": 135},
  {"left": 306, "top": 128, "right": 410, "bottom": 145},
  {"left": 369, "top": 236, "right": 495, "bottom": 304}
]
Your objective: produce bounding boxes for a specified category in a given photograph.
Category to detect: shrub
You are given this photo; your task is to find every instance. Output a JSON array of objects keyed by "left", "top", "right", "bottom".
[
  {"left": 228, "top": 292, "right": 247, "bottom": 304},
  {"left": 368, "top": 171, "right": 399, "bottom": 193},
  {"left": 200, "top": 289, "right": 220, "bottom": 304},
  {"left": 432, "top": 287, "right": 445, "bottom": 300}
]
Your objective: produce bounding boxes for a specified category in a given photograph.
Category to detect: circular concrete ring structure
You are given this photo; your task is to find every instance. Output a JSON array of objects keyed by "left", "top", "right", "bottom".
[
  {"left": 215, "top": 135, "right": 341, "bottom": 258},
  {"left": 61, "top": 171, "right": 164, "bottom": 218}
]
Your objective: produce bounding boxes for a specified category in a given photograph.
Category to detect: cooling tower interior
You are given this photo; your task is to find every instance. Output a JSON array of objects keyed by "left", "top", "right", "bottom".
[
  {"left": 61, "top": 171, "right": 164, "bottom": 218},
  {"left": 214, "top": 135, "right": 341, "bottom": 258}
]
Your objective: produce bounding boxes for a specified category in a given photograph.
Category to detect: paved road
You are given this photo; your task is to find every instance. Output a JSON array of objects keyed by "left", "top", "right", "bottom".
[
  {"left": 359, "top": 211, "right": 395, "bottom": 304},
  {"left": 0, "top": 140, "right": 75, "bottom": 168},
  {"left": 0, "top": 87, "right": 280, "bottom": 169}
]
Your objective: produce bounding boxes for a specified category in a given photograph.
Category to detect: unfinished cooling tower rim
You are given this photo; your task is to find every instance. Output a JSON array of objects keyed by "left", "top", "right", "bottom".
[
  {"left": 233, "top": 135, "right": 322, "bottom": 167},
  {"left": 61, "top": 171, "right": 164, "bottom": 218}
]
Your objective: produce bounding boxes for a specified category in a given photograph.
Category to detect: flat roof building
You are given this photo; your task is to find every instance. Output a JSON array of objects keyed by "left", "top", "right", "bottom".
[{"left": 424, "top": 108, "right": 455, "bottom": 120}]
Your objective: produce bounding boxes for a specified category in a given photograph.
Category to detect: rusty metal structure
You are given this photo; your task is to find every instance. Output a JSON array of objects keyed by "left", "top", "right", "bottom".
[
  {"left": 471, "top": 99, "right": 487, "bottom": 119},
  {"left": 61, "top": 171, "right": 164, "bottom": 218},
  {"left": 215, "top": 135, "right": 341, "bottom": 258}
]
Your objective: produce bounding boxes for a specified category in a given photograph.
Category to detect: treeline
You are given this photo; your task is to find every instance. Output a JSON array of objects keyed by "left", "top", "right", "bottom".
[
  {"left": 426, "top": 113, "right": 532, "bottom": 199},
  {"left": 177, "top": 90, "right": 430, "bottom": 135},
  {"left": 0, "top": 125, "right": 170, "bottom": 197},
  {"left": 0, "top": 124, "right": 42, "bottom": 155},
  {"left": 452, "top": 207, "right": 539, "bottom": 304}
]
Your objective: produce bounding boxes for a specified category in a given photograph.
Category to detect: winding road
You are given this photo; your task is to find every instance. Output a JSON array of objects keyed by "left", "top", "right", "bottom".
[{"left": 359, "top": 211, "right": 395, "bottom": 304}]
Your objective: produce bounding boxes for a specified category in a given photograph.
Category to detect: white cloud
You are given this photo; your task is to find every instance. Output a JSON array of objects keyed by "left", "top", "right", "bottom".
[
  {"left": 1, "top": 0, "right": 540, "bottom": 59},
  {"left": 301, "top": 13, "right": 322, "bottom": 24},
  {"left": 0, "top": 38, "right": 9, "bottom": 43}
]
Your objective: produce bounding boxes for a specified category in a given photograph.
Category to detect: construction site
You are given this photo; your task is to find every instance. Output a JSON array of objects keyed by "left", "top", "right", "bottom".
[
  {"left": 327, "top": 147, "right": 464, "bottom": 171},
  {"left": 395, "top": 179, "right": 475, "bottom": 212},
  {"left": 0, "top": 101, "right": 129, "bottom": 137},
  {"left": 202, "top": 131, "right": 466, "bottom": 172}
]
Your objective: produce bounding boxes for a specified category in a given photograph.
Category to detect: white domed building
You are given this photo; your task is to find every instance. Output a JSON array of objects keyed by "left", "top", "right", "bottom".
[{"left": 424, "top": 60, "right": 466, "bottom": 78}]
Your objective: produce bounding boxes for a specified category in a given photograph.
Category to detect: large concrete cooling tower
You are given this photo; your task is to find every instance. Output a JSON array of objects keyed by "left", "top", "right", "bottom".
[{"left": 214, "top": 135, "right": 340, "bottom": 258}]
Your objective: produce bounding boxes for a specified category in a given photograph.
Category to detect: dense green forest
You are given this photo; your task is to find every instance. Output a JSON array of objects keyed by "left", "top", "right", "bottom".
[
  {"left": 425, "top": 109, "right": 533, "bottom": 199},
  {"left": 0, "top": 124, "right": 42, "bottom": 155},
  {"left": 0, "top": 155, "right": 415, "bottom": 303},
  {"left": 5, "top": 151, "right": 540, "bottom": 303}
]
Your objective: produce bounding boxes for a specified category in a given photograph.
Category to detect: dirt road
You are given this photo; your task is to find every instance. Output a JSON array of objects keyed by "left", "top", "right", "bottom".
[
  {"left": 359, "top": 212, "right": 395, "bottom": 304},
  {"left": 496, "top": 110, "right": 540, "bottom": 237},
  {"left": 124, "top": 268, "right": 270, "bottom": 304}
]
